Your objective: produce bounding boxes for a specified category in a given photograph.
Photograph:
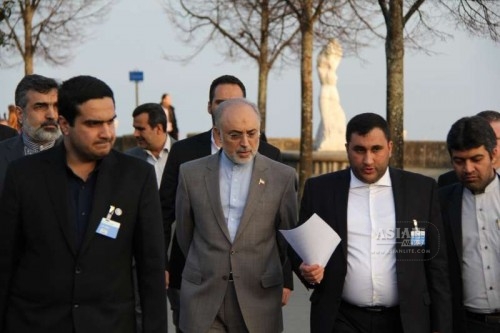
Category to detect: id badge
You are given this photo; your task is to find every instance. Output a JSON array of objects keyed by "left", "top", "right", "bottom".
[
  {"left": 96, "top": 218, "right": 121, "bottom": 239},
  {"left": 411, "top": 230, "right": 425, "bottom": 246}
]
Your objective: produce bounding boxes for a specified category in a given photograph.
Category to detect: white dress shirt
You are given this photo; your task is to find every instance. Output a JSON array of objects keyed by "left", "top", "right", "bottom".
[
  {"left": 219, "top": 152, "right": 253, "bottom": 242},
  {"left": 342, "top": 169, "right": 399, "bottom": 307},
  {"left": 144, "top": 135, "right": 171, "bottom": 188},
  {"left": 462, "top": 176, "right": 500, "bottom": 313},
  {"left": 211, "top": 129, "right": 220, "bottom": 155}
]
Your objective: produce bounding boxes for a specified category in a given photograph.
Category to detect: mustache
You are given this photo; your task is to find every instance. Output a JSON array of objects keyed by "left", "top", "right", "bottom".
[{"left": 41, "top": 120, "right": 59, "bottom": 127}]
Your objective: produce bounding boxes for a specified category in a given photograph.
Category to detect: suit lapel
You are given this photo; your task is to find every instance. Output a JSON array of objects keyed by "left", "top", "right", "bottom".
[
  {"left": 448, "top": 184, "right": 464, "bottom": 262},
  {"left": 336, "top": 170, "right": 350, "bottom": 259},
  {"left": 204, "top": 152, "right": 231, "bottom": 242},
  {"left": 44, "top": 145, "right": 78, "bottom": 256},
  {"left": 79, "top": 151, "right": 118, "bottom": 256},
  {"left": 389, "top": 169, "right": 409, "bottom": 261},
  {"left": 233, "top": 154, "right": 267, "bottom": 243}
]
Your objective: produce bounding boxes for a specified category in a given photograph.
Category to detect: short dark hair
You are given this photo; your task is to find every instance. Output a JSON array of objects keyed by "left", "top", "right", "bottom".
[
  {"left": 346, "top": 113, "right": 390, "bottom": 143},
  {"left": 132, "top": 103, "right": 167, "bottom": 132},
  {"left": 15, "top": 74, "right": 59, "bottom": 110},
  {"left": 208, "top": 75, "right": 246, "bottom": 103},
  {"left": 477, "top": 110, "right": 500, "bottom": 123},
  {"left": 447, "top": 116, "right": 497, "bottom": 157},
  {"left": 58, "top": 75, "right": 115, "bottom": 126}
]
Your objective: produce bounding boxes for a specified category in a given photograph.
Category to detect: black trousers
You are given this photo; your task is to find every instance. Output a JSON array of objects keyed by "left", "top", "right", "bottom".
[{"left": 333, "top": 301, "right": 403, "bottom": 333}]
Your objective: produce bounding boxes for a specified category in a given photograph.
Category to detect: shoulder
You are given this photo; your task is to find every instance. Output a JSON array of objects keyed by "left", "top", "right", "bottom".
[
  {"left": 258, "top": 140, "right": 281, "bottom": 160},
  {"left": 257, "top": 153, "right": 294, "bottom": 174},
  {"left": 124, "top": 146, "right": 146, "bottom": 158},
  {"left": 170, "top": 131, "right": 209, "bottom": 152},
  {"left": 390, "top": 167, "right": 436, "bottom": 186},
  {"left": 438, "top": 182, "right": 462, "bottom": 199},
  {"left": 0, "top": 135, "right": 21, "bottom": 152},
  {"left": 0, "top": 125, "right": 18, "bottom": 140},
  {"left": 307, "top": 168, "right": 349, "bottom": 185},
  {"left": 111, "top": 149, "right": 151, "bottom": 169}
]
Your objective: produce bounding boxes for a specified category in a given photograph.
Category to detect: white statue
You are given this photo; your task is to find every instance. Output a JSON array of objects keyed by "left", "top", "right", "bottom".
[{"left": 314, "top": 39, "right": 346, "bottom": 151}]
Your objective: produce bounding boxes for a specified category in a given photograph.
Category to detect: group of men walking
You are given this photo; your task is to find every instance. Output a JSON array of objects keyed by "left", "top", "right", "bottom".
[{"left": 0, "top": 73, "right": 499, "bottom": 333}]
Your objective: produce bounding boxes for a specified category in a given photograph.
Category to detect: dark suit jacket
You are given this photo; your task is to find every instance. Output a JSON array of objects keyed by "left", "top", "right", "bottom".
[
  {"left": 0, "top": 145, "right": 166, "bottom": 333},
  {"left": 438, "top": 182, "right": 470, "bottom": 333},
  {"left": 0, "top": 125, "right": 17, "bottom": 142},
  {"left": 294, "top": 168, "right": 452, "bottom": 333},
  {"left": 0, "top": 136, "right": 24, "bottom": 194},
  {"left": 159, "top": 129, "right": 286, "bottom": 289},
  {"left": 0, "top": 136, "right": 63, "bottom": 194},
  {"left": 437, "top": 170, "right": 459, "bottom": 188}
]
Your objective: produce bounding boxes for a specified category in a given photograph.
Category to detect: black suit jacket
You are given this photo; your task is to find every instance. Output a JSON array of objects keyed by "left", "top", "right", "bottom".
[
  {"left": 159, "top": 129, "right": 287, "bottom": 289},
  {"left": 294, "top": 168, "right": 452, "bottom": 333},
  {"left": 0, "top": 125, "right": 17, "bottom": 142},
  {"left": 0, "top": 145, "right": 166, "bottom": 333},
  {"left": 0, "top": 136, "right": 24, "bottom": 194},
  {"left": 438, "top": 182, "right": 470, "bottom": 333},
  {"left": 437, "top": 170, "right": 459, "bottom": 188}
]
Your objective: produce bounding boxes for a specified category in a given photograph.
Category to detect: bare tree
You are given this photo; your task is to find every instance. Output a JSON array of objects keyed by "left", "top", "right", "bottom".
[
  {"left": 163, "top": 0, "right": 302, "bottom": 132},
  {"left": 347, "top": 0, "right": 500, "bottom": 168},
  {"left": 0, "top": 0, "right": 113, "bottom": 75},
  {"left": 0, "top": 1, "right": 13, "bottom": 46}
]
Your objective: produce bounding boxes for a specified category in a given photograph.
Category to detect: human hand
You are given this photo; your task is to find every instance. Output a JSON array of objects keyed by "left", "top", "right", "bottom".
[{"left": 299, "top": 263, "right": 324, "bottom": 285}]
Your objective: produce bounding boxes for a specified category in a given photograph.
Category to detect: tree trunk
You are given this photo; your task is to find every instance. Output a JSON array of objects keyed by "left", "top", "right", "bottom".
[
  {"left": 257, "top": 62, "right": 269, "bottom": 134},
  {"left": 23, "top": 3, "right": 34, "bottom": 75},
  {"left": 257, "top": 0, "right": 270, "bottom": 133},
  {"left": 385, "top": 0, "right": 405, "bottom": 168},
  {"left": 298, "top": 0, "right": 314, "bottom": 199}
]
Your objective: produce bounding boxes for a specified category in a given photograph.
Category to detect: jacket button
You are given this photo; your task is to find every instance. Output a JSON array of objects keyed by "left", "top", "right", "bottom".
[
  {"left": 73, "top": 304, "right": 79, "bottom": 309},
  {"left": 230, "top": 250, "right": 236, "bottom": 255},
  {"left": 75, "top": 267, "right": 82, "bottom": 274}
]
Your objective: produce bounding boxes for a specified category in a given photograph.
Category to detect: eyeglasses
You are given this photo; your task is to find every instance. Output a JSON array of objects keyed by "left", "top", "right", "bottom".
[{"left": 224, "top": 130, "right": 260, "bottom": 141}]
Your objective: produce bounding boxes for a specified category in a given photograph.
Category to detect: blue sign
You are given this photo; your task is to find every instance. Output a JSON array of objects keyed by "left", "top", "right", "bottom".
[{"left": 129, "top": 71, "right": 143, "bottom": 82}]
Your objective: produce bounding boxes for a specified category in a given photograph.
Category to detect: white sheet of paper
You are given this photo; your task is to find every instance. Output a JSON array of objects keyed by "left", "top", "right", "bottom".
[{"left": 280, "top": 213, "right": 341, "bottom": 267}]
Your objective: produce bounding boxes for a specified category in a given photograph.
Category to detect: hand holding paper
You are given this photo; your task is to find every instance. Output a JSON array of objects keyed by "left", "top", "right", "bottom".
[{"left": 279, "top": 213, "right": 341, "bottom": 267}]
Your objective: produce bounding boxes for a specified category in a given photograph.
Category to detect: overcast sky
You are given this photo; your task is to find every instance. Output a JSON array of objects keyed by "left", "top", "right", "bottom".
[{"left": 1, "top": 0, "right": 499, "bottom": 141}]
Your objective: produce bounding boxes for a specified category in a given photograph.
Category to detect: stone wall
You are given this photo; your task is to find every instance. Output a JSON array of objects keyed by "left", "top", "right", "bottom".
[{"left": 116, "top": 135, "right": 451, "bottom": 171}]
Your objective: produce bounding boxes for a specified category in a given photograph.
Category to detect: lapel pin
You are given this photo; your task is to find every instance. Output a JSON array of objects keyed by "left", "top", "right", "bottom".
[{"left": 259, "top": 178, "right": 265, "bottom": 185}]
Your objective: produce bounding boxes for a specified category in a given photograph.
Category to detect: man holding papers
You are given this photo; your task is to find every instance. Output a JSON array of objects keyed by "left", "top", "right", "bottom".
[{"left": 294, "top": 113, "right": 452, "bottom": 333}]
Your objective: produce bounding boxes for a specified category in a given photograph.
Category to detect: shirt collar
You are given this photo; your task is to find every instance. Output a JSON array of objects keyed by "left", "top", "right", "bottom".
[
  {"left": 22, "top": 132, "right": 57, "bottom": 155},
  {"left": 211, "top": 129, "right": 221, "bottom": 154},
  {"left": 350, "top": 168, "right": 392, "bottom": 188}
]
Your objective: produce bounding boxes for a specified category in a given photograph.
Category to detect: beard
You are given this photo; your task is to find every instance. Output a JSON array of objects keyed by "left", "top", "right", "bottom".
[{"left": 24, "top": 120, "right": 61, "bottom": 142}]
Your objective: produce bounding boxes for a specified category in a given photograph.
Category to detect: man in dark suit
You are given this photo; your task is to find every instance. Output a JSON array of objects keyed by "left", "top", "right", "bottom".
[
  {"left": 0, "top": 75, "right": 166, "bottom": 333},
  {"left": 296, "top": 113, "right": 452, "bottom": 333},
  {"left": 0, "top": 124, "right": 17, "bottom": 142},
  {"left": 438, "top": 110, "right": 500, "bottom": 188},
  {"left": 159, "top": 75, "right": 285, "bottom": 332},
  {"left": 439, "top": 116, "right": 500, "bottom": 333},
  {"left": 126, "top": 102, "right": 175, "bottom": 332},
  {"left": 0, "top": 74, "right": 60, "bottom": 193}
]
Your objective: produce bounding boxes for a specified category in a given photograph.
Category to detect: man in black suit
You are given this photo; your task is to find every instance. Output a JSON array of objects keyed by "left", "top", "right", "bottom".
[
  {"left": 0, "top": 75, "right": 166, "bottom": 333},
  {"left": 438, "top": 110, "right": 500, "bottom": 188},
  {"left": 439, "top": 116, "right": 500, "bottom": 333},
  {"left": 0, "top": 124, "right": 17, "bottom": 141},
  {"left": 296, "top": 113, "right": 452, "bottom": 333},
  {"left": 0, "top": 74, "right": 61, "bottom": 193},
  {"left": 159, "top": 75, "right": 285, "bottom": 332}
]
